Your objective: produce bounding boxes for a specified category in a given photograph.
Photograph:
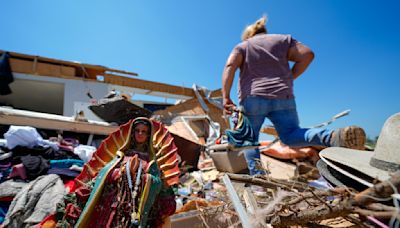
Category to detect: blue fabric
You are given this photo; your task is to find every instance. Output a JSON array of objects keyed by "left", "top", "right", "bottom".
[
  {"left": 0, "top": 167, "right": 12, "bottom": 184},
  {"left": 47, "top": 168, "right": 80, "bottom": 178},
  {"left": 225, "top": 113, "right": 259, "bottom": 147},
  {"left": 49, "top": 159, "right": 84, "bottom": 169},
  {"left": 0, "top": 201, "right": 11, "bottom": 224},
  {"left": 242, "top": 148, "right": 264, "bottom": 175},
  {"left": 240, "top": 96, "right": 333, "bottom": 175}
]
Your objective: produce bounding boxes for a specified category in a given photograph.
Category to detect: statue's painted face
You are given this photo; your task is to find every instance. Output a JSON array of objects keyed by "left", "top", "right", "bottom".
[{"left": 134, "top": 123, "right": 149, "bottom": 144}]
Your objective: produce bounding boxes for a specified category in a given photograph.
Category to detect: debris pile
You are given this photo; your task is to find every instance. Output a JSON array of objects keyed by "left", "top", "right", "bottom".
[{"left": 0, "top": 91, "right": 400, "bottom": 227}]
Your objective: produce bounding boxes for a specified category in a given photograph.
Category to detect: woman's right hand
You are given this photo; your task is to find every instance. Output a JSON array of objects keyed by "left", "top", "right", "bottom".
[{"left": 223, "top": 97, "right": 236, "bottom": 115}]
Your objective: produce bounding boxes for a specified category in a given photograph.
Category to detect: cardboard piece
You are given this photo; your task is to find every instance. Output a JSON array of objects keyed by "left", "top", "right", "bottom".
[
  {"left": 210, "top": 150, "right": 248, "bottom": 173},
  {"left": 261, "top": 154, "right": 296, "bottom": 180}
]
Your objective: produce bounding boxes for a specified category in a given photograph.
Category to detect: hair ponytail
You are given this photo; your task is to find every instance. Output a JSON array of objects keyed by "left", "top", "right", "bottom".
[{"left": 241, "top": 15, "right": 268, "bottom": 41}]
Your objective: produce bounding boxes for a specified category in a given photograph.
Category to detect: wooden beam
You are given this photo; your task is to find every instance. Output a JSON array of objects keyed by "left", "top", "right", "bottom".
[
  {"left": 1, "top": 50, "right": 138, "bottom": 76},
  {"left": 0, "top": 107, "right": 118, "bottom": 135},
  {"left": 210, "top": 89, "right": 222, "bottom": 98},
  {"left": 104, "top": 73, "right": 195, "bottom": 97}
]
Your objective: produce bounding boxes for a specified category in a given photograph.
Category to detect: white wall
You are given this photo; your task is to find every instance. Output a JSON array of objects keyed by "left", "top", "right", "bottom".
[
  {"left": 9, "top": 73, "right": 192, "bottom": 121},
  {"left": 0, "top": 75, "right": 64, "bottom": 114},
  {"left": 63, "top": 80, "right": 108, "bottom": 118}
]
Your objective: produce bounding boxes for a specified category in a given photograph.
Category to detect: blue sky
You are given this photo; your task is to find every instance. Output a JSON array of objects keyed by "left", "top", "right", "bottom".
[{"left": 1, "top": 0, "right": 399, "bottom": 139}]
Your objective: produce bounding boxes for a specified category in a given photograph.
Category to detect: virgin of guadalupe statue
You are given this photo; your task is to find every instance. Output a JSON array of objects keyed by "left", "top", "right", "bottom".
[{"left": 56, "top": 117, "right": 180, "bottom": 228}]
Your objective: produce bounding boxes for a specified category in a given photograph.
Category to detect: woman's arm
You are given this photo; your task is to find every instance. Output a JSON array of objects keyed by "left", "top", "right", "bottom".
[
  {"left": 222, "top": 52, "right": 243, "bottom": 114},
  {"left": 288, "top": 42, "right": 314, "bottom": 79}
]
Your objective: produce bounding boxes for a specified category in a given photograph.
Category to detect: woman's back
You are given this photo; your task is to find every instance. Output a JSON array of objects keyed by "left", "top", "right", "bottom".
[{"left": 234, "top": 33, "right": 297, "bottom": 100}]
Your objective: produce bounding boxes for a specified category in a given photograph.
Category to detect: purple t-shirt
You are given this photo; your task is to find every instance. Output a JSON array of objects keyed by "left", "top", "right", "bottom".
[{"left": 231, "top": 34, "right": 298, "bottom": 102}]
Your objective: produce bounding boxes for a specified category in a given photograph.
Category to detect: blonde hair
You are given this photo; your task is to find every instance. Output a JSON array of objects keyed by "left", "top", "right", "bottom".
[{"left": 241, "top": 15, "right": 268, "bottom": 41}]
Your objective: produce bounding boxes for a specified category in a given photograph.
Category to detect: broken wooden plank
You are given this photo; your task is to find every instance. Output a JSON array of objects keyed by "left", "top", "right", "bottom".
[
  {"left": 1, "top": 49, "right": 138, "bottom": 76},
  {"left": 221, "top": 174, "right": 251, "bottom": 228},
  {"left": 243, "top": 187, "right": 259, "bottom": 215}
]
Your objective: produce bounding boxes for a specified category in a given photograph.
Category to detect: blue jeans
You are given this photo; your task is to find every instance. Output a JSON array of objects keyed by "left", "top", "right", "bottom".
[{"left": 240, "top": 96, "right": 333, "bottom": 175}]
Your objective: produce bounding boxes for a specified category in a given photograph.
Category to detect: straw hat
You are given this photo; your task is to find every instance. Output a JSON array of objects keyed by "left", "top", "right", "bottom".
[{"left": 319, "top": 113, "right": 400, "bottom": 187}]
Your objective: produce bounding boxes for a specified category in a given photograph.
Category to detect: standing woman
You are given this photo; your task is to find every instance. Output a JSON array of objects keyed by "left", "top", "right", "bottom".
[{"left": 222, "top": 16, "right": 366, "bottom": 176}]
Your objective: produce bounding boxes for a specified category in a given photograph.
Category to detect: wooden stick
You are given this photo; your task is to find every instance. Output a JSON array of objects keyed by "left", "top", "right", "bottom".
[
  {"left": 354, "top": 171, "right": 400, "bottom": 205},
  {"left": 226, "top": 173, "right": 291, "bottom": 190},
  {"left": 354, "top": 208, "right": 397, "bottom": 219},
  {"left": 271, "top": 202, "right": 353, "bottom": 227}
]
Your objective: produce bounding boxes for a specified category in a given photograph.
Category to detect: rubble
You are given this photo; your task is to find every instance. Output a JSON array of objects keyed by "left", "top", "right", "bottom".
[{"left": 0, "top": 109, "right": 399, "bottom": 227}]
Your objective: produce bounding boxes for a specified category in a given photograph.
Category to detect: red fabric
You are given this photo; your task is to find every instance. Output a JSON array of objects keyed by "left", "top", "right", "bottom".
[
  {"left": 8, "top": 163, "right": 27, "bottom": 180},
  {"left": 63, "top": 180, "right": 76, "bottom": 193},
  {"left": 152, "top": 195, "right": 176, "bottom": 228},
  {"left": 75, "top": 185, "right": 92, "bottom": 203},
  {"left": 65, "top": 203, "right": 82, "bottom": 220},
  {"left": 109, "top": 169, "right": 120, "bottom": 183},
  {"left": 0, "top": 196, "right": 14, "bottom": 202},
  {"left": 87, "top": 185, "right": 118, "bottom": 227},
  {"left": 106, "top": 202, "right": 118, "bottom": 228},
  {"left": 159, "top": 195, "right": 176, "bottom": 217}
]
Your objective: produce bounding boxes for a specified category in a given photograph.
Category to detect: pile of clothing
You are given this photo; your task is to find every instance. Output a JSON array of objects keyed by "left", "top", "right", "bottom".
[{"left": 0, "top": 125, "right": 96, "bottom": 227}]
